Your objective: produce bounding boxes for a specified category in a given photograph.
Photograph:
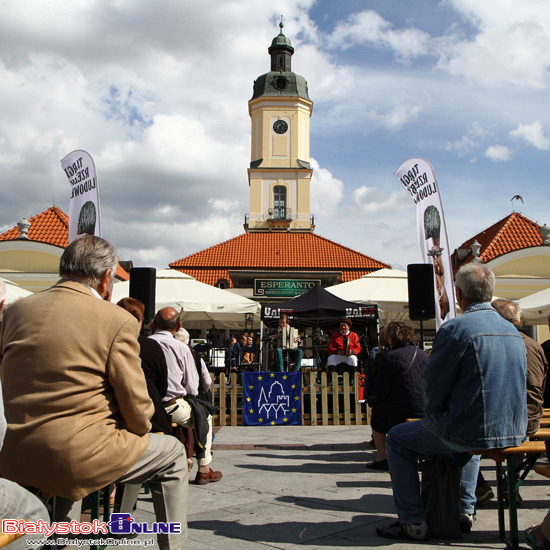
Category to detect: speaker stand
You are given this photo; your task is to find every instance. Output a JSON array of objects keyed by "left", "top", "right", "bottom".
[{"left": 419, "top": 319, "right": 424, "bottom": 351}]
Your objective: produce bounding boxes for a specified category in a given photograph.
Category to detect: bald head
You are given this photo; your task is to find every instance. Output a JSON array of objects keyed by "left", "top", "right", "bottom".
[{"left": 153, "top": 306, "right": 180, "bottom": 333}]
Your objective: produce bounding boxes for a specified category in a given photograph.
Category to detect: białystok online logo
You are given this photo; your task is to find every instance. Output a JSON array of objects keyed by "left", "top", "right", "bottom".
[
  {"left": 1, "top": 514, "right": 181, "bottom": 536},
  {"left": 108, "top": 513, "right": 181, "bottom": 534}
]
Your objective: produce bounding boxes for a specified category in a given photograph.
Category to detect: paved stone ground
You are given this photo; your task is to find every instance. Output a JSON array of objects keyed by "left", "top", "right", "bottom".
[{"left": 123, "top": 425, "right": 550, "bottom": 549}]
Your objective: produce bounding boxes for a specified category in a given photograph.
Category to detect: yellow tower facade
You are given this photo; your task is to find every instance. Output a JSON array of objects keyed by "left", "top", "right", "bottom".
[{"left": 246, "top": 21, "right": 314, "bottom": 232}]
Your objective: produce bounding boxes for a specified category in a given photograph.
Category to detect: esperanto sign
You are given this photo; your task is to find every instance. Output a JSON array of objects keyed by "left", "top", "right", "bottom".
[{"left": 254, "top": 279, "right": 321, "bottom": 298}]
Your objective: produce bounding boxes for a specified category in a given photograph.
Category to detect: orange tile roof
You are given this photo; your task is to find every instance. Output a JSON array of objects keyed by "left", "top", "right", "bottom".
[
  {"left": 452, "top": 212, "right": 543, "bottom": 271},
  {"left": 0, "top": 206, "right": 69, "bottom": 247},
  {"left": 170, "top": 232, "right": 390, "bottom": 287},
  {"left": 0, "top": 206, "right": 129, "bottom": 281}
]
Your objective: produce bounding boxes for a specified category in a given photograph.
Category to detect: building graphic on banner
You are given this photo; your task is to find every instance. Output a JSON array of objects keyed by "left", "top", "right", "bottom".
[
  {"left": 242, "top": 372, "right": 302, "bottom": 426},
  {"left": 257, "top": 381, "right": 290, "bottom": 419}
]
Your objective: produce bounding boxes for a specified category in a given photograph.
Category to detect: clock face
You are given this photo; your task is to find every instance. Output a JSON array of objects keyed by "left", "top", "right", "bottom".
[{"left": 273, "top": 120, "right": 288, "bottom": 135}]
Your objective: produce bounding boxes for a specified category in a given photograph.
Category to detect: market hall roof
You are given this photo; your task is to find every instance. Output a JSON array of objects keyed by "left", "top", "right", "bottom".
[
  {"left": 0, "top": 206, "right": 129, "bottom": 281},
  {"left": 0, "top": 206, "right": 69, "bottom": 248},
  {"left": 451, "top": 211, "right": 544, "bottom": 271},
  {"left": 169, "top": 231, "right": 390, "bottom": 287}
]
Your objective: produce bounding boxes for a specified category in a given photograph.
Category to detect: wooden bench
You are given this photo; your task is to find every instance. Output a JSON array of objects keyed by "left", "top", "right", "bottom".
[
  {"left": 473, "top": 440, "right": 546, "bottom": 550},
  {"left": 402, "top": 419, "right": 548, "bottom": 549},
  {"left": 530, "top": 427, "right": 550, "bottom": 439}
]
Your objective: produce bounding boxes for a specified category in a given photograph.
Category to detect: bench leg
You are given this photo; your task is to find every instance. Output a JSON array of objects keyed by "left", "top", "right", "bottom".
[
  {"left": 506, "top": 456, "right": 519, "bottom": 550},
  {"left": 497, "top": 453, "right": 541, "bottom": 550},
  {"left": 496, "top": 462, "right": 507, "bottom": 542},
  {"left": 90, "top": 484, "right": 111, "bottom": 550}
]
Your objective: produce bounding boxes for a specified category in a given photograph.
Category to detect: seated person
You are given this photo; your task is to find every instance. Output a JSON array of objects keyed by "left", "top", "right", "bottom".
[
  {"left": 0, "top": 287, "right": 49, "bottom": 549},
  {"left": 174, "top": 327, "right": 213, "bottom": 401},
  {"left": 327, "top": 317, "right": 361, "bottom": 374},
  {"left": 226, "top": 337, "right": 241, "bottom": 375},
  {"left": 367, "top": 322, "right": 428, "bottom": 471},
  {"left": 271, "top": 314, "right": 302, "bottom": 372},
  {"left": 0, "top": 236, "right": 188, "bottom": 549}
]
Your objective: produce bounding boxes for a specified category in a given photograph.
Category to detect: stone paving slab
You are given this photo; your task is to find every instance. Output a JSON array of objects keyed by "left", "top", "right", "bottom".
[{"left": 101, "top": 426, "right": 550, "bottom": 549}]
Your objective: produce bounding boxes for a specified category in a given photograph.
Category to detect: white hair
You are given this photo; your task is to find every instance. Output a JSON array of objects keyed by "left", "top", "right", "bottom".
[{"left": 174, "top": 327, "right": 190, "bottom": 344}]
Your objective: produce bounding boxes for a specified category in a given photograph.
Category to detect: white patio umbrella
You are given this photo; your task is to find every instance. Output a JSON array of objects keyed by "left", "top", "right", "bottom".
[
  {"left": 111, "top": 269, "right": 260, "bottom": 330},
  {"left": 326, "top": 268, "right": 411, "bottom": 325},
  {"left": 2, "top": 277, "right": 33, "bottom": 305},
  {"left": 517, "top": 287, "right": 550, "bottom": 325}
]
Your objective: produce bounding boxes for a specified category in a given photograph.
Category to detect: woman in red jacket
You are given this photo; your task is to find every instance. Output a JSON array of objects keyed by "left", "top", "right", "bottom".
[{"left": 327, "top": 318, "right": 361, "bottom": 375}]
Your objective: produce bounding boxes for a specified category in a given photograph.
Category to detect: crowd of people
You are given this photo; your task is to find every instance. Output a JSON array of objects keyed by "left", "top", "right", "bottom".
[{"left": 1, "top": 235, "right": 550, "bottom": 548}]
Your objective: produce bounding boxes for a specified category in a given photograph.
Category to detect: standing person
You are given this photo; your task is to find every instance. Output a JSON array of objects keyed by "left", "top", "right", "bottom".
[
  {"left": 0, "top": 236, "right": 188, "bottom": 550},
  {"left": 367, "top": 322, "right": 428, "bottom": 471},
  {"left": 238, "top": 334, "right": 248, "bottom": 365},
  {"left": 227, "top": 336, "right": 240, "bottom": 375},
  {"left": 377, "top": 263, "right": 527, "bottom": 541},
  {"left": 327, "top": 318, "right": 361, "bottom": 374},
  {"left": 150, "top": 307, "right": 222, "bottom": 485},
  {"left": 271, "top": 313, "right": 302, "bottom": 371}
]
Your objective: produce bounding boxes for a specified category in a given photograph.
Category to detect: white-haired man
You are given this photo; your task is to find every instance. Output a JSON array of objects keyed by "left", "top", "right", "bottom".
[
  {"left": 0, "top": 236, "right": 188, "bottom": 550},
  {"left": 377, "top": 263, "right": 527, "bottom": 541}
]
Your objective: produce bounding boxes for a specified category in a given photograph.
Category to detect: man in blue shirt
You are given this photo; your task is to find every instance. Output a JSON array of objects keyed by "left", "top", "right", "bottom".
[{"left": 377, "top": 263, "right": 527, "bottom": 541}]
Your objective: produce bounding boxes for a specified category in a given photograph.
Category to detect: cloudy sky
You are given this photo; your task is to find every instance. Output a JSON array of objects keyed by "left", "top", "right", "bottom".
[{"left": 1, "top": 0, "right": 549, "bottom": 271}]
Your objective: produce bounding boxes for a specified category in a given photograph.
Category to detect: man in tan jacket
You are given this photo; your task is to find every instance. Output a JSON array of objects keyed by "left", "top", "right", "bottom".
[{"left": 0, "top": 236, "right": 187, "bottom": 550}]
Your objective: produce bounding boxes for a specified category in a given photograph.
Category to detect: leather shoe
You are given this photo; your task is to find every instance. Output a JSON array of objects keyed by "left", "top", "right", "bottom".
[
  {"left": 366, "top": 459, "right": 389, "bottom": 471},
  {"left": 194, "top": 468, "right": 223, "bottom": 485}
]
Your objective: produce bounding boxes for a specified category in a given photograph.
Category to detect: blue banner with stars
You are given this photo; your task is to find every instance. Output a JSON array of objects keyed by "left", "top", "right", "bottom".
[{"left": 242, "top": 371, "right": 302, "bottom": 426}]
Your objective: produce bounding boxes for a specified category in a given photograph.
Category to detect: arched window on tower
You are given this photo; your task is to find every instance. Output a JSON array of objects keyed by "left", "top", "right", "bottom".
[{"left": 273, "top": 186, "right": 287, "bottom": 219}]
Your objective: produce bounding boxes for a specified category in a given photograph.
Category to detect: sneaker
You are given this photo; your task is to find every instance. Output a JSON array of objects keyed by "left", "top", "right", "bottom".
[
  {"left": 194, "top": 468, "right": 223, "bottom": 485},
  {"left": 376, "top": 520, "right": 429, "bottom": 540},
  {"left": 460, "top": 513, "right": 476, "bottom": 533},
  {"left": 476, "top": 481, "right": 494, "bottom": 504}
]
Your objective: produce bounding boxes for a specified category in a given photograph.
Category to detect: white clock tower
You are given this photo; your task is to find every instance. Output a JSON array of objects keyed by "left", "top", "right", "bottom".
[{"left": 246, "top": 19, "right": 314, "bottom": 232}]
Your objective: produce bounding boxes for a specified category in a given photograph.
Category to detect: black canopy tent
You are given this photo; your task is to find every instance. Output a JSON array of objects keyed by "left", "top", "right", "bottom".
[
  {"left": 262, "top": 284, "right": 378, "bottom": 340},
  {"left": 261, "top": 285, "right": 379, "bottom": 370}
]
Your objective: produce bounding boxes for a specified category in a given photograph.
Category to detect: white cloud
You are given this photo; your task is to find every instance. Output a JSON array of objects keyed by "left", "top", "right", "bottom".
[
  {"left": 510, "top": 121, "right": 550, "bottom": 150},
  {"left": 485, "top": 145, "right": 511, "bottom": 161},
  {"left": 445, "top": 122, "right": 491, "bottom": 157},
  {"left": 372, "top": 97, "right": 427, "bottom": 130},
  {"left": 352, "top": 186, "right": 410, "bottom": 214},
  {"left": 329, "top": 10, "right": 431, "bottom": 61},
  {"left": 310, "top": 158, "right": 343, "bottom": 216},
  {"left": 438, "top": 1, "right": 550, "bottom": 88}
]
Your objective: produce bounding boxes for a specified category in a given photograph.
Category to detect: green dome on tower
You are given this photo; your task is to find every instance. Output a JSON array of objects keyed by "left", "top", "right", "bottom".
[{"left": 251, "top": 17, "right": 310, "bottom": 101}]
